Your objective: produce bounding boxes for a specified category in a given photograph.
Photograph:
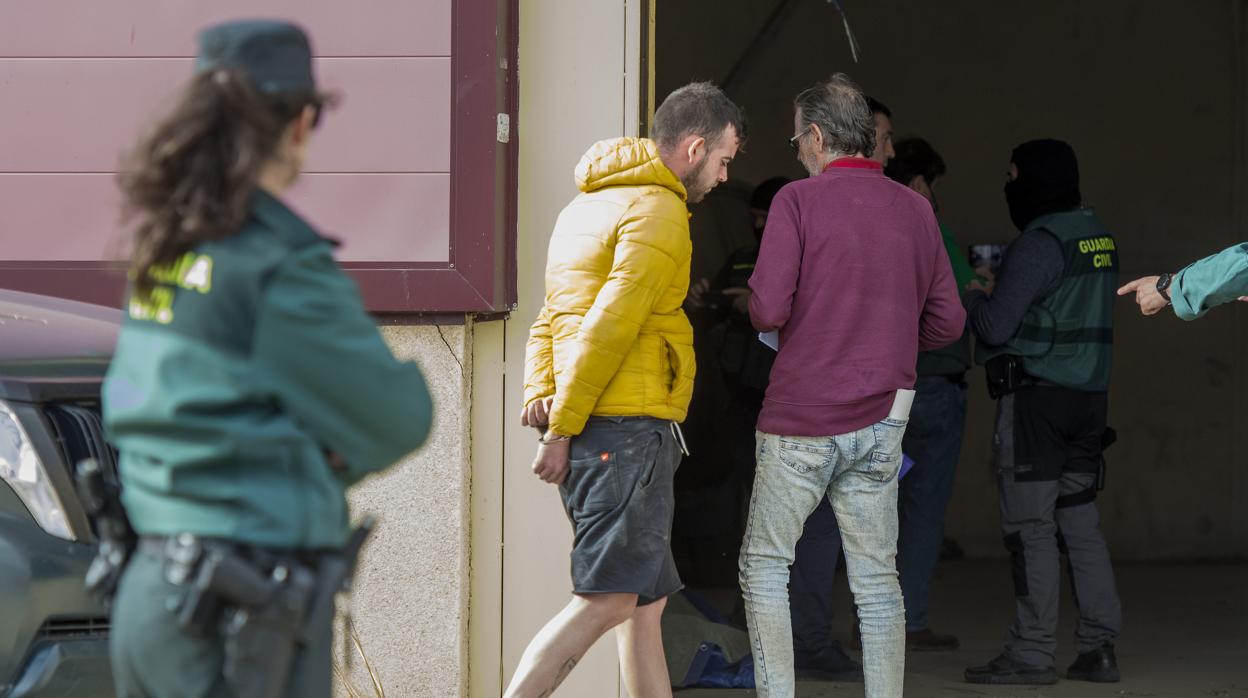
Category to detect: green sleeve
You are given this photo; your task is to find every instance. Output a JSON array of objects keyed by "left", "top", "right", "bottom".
[
  {"left": 252, "top": 245, "right": 433, "bottom": 482},
  {"left": 1172, "top": 243, "right": 1248, "bottom": 321},
  {"left": 939, "top": 222, "right": 977, "bottom": 290}
]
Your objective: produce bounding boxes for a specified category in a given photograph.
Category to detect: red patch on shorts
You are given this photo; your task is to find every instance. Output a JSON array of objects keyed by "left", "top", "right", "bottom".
[{"left": 600, "top": 452, "right": 610, "bottom": 462}]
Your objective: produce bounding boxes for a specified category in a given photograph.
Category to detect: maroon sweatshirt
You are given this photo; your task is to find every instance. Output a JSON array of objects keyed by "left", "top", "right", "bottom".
[{"left": 748, "top": 158, "right": 966, "bottom": 437}]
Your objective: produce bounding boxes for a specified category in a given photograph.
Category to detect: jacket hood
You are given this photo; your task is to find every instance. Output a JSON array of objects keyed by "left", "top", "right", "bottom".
[{"left": 575, "top": 138, "right": 687, "bottom": 201}]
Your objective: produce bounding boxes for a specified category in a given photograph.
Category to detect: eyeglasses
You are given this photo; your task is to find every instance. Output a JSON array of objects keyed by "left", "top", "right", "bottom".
[{"left": 789, "top": 125, "right": 812, "bottom": 151}]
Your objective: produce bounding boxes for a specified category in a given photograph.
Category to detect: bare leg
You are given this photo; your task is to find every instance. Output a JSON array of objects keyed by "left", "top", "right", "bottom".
[
  {"left": 505, "top": 593, "right": 638, "bottom": 698},
  {"left": 615, "top": 597, "right": 673, "bottom": 698}
]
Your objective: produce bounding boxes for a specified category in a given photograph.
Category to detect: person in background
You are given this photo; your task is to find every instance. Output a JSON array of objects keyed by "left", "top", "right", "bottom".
[
  {"left": 1119, "top": 242, "right": 1248, "bottom": 318},
  {"left": 866, "top": 97, "right": 896, "bottom": 167},
  {"left": 104, "top": 20, "right": 433, "bottom": 698},
  {"left": 839, "top": 92, "right": 896, "bottom": 658},
  {"left": 963, "top": 139, "right": 1123, "bottom": 687},
  {"left": 884, "top": 137, "right": 974, "bottom": 651},
  {"left": 691, "top": 176, "right": 863, "bottom": 682},
  {"left": 510, "top": 82, "right": 744, "bottom": 698},
  {"left": 740, "top": 73, "right": 964, "bottom": 698}
]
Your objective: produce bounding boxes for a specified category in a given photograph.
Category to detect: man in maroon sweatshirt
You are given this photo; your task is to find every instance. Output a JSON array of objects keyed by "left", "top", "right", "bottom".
[{"left": 738, "top": 73, "right": 965, "bottom": 698}]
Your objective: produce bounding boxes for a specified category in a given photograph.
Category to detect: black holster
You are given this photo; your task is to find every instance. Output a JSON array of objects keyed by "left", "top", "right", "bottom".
[
  {"left": 155, "top": 519, "right": 374, "bottom": 698},
  {"left": 218, "top": 557, "right": 317, "bottom": 698},
  {"left": 984, "top": 354, "right": 1026, "bottom": 399}
]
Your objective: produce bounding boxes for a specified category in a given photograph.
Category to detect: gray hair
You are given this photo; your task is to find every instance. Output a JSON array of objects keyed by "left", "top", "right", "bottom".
[
  {"left": 651, "top": 81, "right": 747, "bottom": 151},
  {"left": 793, "top": 73, "right": 875, "bottom": 157}
]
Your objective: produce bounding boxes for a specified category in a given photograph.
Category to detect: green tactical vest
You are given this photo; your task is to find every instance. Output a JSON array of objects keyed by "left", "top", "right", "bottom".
[{"left": 976, "top": 209, "right": 1118, "bottom": 391}]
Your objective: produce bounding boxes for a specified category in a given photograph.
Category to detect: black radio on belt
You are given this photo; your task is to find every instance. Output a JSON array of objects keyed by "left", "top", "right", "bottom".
[{"left": 984, "top": 354, "right": 1026, "bottom": 399}]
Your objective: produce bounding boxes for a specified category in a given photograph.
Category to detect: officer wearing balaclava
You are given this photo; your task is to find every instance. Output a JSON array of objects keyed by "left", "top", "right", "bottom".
[{"left": 962, "top": 140, "right": 1124, "bottom": 687}]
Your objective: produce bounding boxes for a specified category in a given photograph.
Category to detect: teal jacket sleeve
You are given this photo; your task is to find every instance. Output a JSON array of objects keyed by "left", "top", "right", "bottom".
[
  {"left": 1172, "top": 243, "right": 1248, "bottom": 320},
  {"left": 252, "top": 245, "right": 434, "bottom": 483}
]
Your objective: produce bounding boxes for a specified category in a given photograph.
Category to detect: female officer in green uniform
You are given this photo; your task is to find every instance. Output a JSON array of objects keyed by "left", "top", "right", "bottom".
[{"left": 102, "top": 19, "right": 433, "bottom": 698}]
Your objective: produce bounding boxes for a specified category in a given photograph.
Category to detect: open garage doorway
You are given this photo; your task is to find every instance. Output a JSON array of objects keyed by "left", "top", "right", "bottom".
[{"left": 655, "top": 1, "right": 1248, "bottom": 695}]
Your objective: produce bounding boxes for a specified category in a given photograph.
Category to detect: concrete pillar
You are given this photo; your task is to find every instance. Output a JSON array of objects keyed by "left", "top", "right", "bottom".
[{"left": 337, "top": 323, "right": 473, "bottom": 697}]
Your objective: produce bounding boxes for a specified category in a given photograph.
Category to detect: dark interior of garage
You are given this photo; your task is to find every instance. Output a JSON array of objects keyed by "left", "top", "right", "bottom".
[{"left": 654, "top": 1, "right": 1248, "bottom": 694}]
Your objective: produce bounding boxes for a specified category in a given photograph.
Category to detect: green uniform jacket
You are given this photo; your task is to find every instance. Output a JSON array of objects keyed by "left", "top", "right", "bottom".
[
  {"left": 1172, "top": 242, "right": 1248, "bottom": 320},
  {"left": 103, "top": 190, "right": 433, "bottom": 549}
]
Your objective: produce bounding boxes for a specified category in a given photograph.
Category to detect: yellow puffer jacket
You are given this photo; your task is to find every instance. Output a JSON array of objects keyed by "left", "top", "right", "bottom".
[{"left": 524, "top": 137, "right": 695, "bottom": 436}]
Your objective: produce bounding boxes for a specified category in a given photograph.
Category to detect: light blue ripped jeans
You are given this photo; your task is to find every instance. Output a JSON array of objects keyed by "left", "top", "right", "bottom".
[{"left": 739, "top": 419, "right": 908, "bottom": 698}]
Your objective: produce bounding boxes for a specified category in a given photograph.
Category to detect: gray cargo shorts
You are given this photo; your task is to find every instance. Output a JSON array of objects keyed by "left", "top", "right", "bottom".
[{"left": 559, "top": 416, "right": 683, "bottom": 605}]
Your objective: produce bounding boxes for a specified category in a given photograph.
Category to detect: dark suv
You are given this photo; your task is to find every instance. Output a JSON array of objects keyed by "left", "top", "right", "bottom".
[{"left": 1, "top": 288, "right": 121, "bottom": 697}]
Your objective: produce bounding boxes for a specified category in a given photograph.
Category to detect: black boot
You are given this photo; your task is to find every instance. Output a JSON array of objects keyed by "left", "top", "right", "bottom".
[
  {"left": 1067, "top": 643, "right": 1120, "bottom": 682},
  {"left": 906, "top": 627, "right": 960, "bottom": 651},
  {"left": 794, "top": 642, "right": 864, "bottom": 682},
  {"left": 964, "top": 654, "right": 1058, "bottom": 685}
]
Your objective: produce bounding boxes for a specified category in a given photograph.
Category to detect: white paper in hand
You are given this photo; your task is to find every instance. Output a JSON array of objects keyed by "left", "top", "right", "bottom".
[
  {"left": 758, "top": 331, "right": 779, "bottom": 351},
  {"left": 889, "top": 389, "right": 916, "bottom": 421}
]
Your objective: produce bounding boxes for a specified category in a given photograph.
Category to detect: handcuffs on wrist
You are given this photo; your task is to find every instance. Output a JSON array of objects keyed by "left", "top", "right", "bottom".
[{"left": 538, "top": 431, "right": 571, "bottom": 445}]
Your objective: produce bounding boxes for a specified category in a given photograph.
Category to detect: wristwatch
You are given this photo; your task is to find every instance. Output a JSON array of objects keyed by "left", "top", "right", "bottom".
[{"left": 1155, "top": 272, "right": 1173, "bottom": 302}]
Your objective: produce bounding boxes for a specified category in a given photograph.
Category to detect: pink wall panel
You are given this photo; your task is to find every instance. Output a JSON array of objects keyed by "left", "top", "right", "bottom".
[
  {"left": 287, "top": 174, "right": 451, "bottom": 263},
  {"left": 0, "top": 175, "right": 125, "bottom": 261},
  {"left": 0, "top": 174, "right": 450, "bottom": 263},
  {"left": 0, "top": 59, "right": 186, "bottom": 174},
  {"left": 1, "top": 2, "right": 459, "bottom": 274},
  {"left": 0, "top": 58, "right": 451, "bottom": 174},
  {"left": 0, "top": 0, "right": 451, "bottom": 57},
  {"left": 309, "top": 59, "right": 451, "bottom": 173}
]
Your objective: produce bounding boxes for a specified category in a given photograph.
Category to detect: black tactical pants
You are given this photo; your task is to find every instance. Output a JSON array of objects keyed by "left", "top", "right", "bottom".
[{"left": 993, "top": 388, "right": 1122, "bottom": 668}]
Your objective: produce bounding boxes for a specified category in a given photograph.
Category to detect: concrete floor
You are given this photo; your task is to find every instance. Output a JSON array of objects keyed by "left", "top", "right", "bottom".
[{"left": 681, "top": 560, "right": 1248, "bottom": 697}]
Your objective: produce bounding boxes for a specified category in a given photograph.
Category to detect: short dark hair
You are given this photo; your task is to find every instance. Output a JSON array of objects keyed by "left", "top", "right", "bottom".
[
  {"left": 793, "top": 73, "right": 876, "bottom": 157},
  {"left": 866, "top": 96, "right": 891, "bottom": 119},
  {"left": 651, "top": 81, "right": 747, "bottom": 151},
  {"left": 885, "top": 137, "right": 946, "bottom": 188}
]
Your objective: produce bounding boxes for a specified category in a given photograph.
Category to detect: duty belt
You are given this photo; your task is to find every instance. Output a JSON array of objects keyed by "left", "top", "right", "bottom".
[{"left": 138, "top": 520, "right": 374, "bottom": 698}]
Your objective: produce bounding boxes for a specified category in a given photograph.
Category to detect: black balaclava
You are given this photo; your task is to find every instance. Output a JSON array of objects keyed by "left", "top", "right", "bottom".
[{"left": 1004, "top": 139, "right": 1081, "bottom": 231}]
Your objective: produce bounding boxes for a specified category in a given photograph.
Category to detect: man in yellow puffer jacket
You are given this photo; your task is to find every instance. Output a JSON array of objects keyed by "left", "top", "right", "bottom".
[{"left": 506, "top": 83, "right": 745, "bottom": 698}]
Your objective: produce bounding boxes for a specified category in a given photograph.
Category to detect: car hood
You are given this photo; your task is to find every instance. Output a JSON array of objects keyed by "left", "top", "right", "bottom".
[{"left": 0, "top": 289, "right": 121, "bottom": 398}]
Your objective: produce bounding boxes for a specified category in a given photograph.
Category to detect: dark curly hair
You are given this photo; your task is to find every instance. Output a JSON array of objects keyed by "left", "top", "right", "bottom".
[{"left": 119, "top": 69, "right": 326, "bottom": 298}]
